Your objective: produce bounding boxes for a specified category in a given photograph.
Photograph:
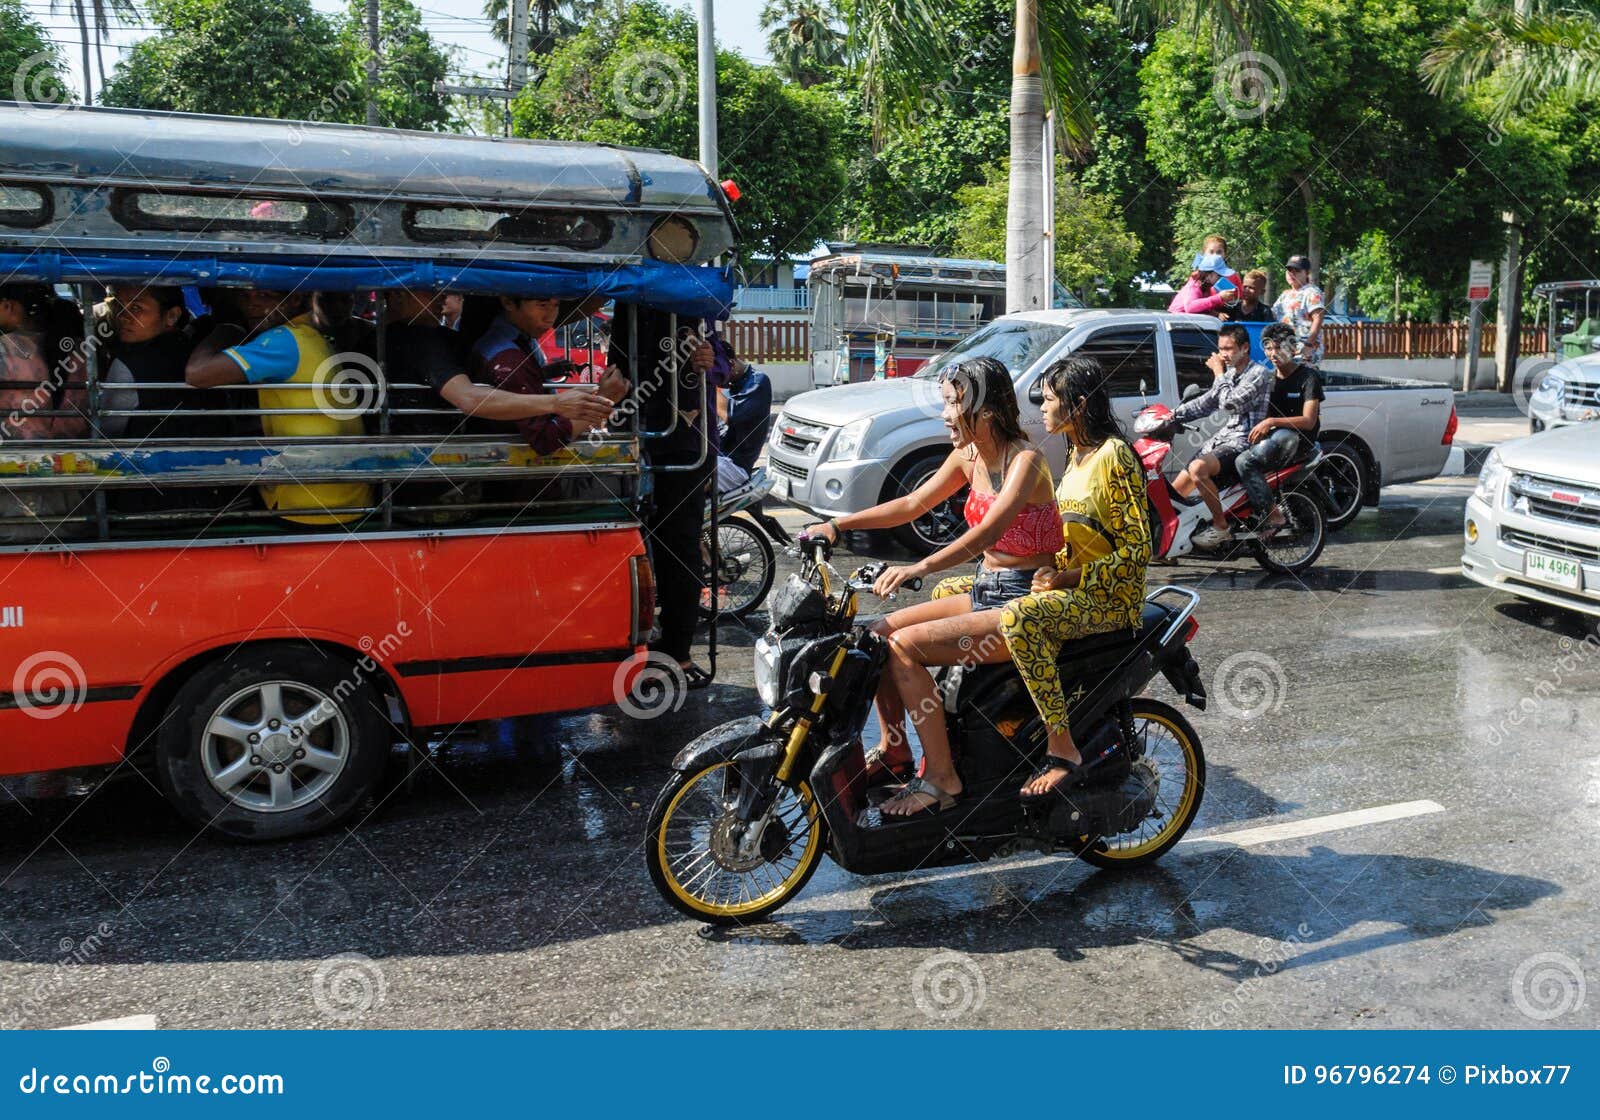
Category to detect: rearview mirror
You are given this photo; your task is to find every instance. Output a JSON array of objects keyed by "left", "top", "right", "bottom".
[
  {"left": 1026, "top": 381, "right": 1044, "bottom": 405},
  {"left": 1181, "top": 382, "right": 1206, "bottom": 402}
]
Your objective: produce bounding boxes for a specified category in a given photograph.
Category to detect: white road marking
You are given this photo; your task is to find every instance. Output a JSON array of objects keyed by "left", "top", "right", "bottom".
[
  {"left": 55, "top": 1014, "right": 158, "bottom": 1030},
  {"left": 1428, "top": 565, "right": 1463, "bottom": 575},
  {"left": 1182, "top": 800, "right": 1446, "bottom": 849}
]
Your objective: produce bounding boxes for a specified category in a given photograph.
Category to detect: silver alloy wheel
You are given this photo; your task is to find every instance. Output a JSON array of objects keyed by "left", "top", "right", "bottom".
[
  {"left": 200, "top": 680, "right": 350, "bottom": 813},
  {"left": 1318, "top": 445, "right": 1365, "bottom": 527}
]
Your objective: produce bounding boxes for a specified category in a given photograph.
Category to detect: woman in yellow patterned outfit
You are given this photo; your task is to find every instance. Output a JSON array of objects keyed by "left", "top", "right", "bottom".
[{"left": 999, "top": 356, "right": 1151, "bottom": 799}]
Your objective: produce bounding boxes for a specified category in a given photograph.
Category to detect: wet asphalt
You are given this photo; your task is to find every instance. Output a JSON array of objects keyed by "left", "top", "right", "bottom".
[{"left": 1, "top": 473, "right": 1597, "bottom": 1030}]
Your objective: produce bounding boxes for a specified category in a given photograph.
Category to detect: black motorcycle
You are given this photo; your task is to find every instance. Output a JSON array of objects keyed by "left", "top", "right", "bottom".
[{"left": 645, "top": 537, "right": 1210, "bottom": 925}]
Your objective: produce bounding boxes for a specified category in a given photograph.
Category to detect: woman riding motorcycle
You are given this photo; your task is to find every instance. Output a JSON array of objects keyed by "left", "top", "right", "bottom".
[
  {"left": 1000, "top": 356, "right": 1151, "bottom": 801},
  {"left": 803, "top": 357, "right": 1062, "bottom": 818}
]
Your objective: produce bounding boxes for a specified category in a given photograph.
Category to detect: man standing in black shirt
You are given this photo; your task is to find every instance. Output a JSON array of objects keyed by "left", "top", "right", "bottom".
[
  {"left": 719, "top": 348, "right": 772, "bottom": 478},
  {"left": 1238, "top": 321, "right": 1325, "bottom": 530}
]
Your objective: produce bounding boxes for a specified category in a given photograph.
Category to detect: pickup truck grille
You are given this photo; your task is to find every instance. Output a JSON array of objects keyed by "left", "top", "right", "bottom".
[
  {"left": 770, "top": 458, "right": 808, "bottom": 482},
  {"left": 1562, "top": 380, "right": 1600, "bottom": 410},
  {"left": 1509, "top": 473, "right": 1600, "bottom": 529},
  {"left": 1502, "top": 527, "right": 1600, "bottom": 562},
  {"left": 773, "top": 413, "right": 831, "bottom": 457}
]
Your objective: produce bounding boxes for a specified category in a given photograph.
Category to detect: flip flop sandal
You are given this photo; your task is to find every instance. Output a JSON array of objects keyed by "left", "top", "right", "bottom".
[
  {"left": 679, "top": 663, "right": 713, "bottom": 691},
  {"left": 862, "top": 745, "right": 915, "bottom": 786},
  {"left": 1019, "top": 753, "right": 1094, "bottom": 803},
  {"left": 881, "top": 776, "right": 956, "bottom": 820}
]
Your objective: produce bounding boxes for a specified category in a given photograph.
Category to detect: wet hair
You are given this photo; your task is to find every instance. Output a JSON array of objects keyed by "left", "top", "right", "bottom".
[
  {"left": 941, "top": 356, "right": 1028, "bottom": 447},
  {"left": 1218, "top": 323, "right": 1251, "bottom": 349},
  {"left": 1261, "top": 322, "right": 1297, "bottom": 350},
  {"left": 1040, "top": 356, "right": 1126, "bottom": 444},
  {"left": 1203, "top": 234, "right": 1228, "bottom": 254},
  {"left": 1243, "top": 269, "right": 1268, "bottom": 286}
]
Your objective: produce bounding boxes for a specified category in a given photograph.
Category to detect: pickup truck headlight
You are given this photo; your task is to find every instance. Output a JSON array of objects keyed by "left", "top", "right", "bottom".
[
  {"left": 1473, "top": 448, "right": 1507, "bottom": 505},
  {"left": 1533, "top": 374, "right": 1564, "bottom": 400},
  {"left": 754, "top": 633, "right": 782, "bottom": 708},
  {"left": 830, "top": 418, "right": 872, "bottom": 461}
]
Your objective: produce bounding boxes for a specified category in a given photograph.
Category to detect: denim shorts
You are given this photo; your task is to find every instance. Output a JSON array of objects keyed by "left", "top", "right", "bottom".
[{"left": 970, "top": 563, "right": 1038, "bottom": 610}]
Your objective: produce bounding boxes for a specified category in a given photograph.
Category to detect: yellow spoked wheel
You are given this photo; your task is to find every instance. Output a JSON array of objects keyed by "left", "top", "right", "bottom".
[
  {"left": 645, "top": 760, "right": 825, "bottom": 925},
  {"left": 1078, "top": 697, "right": 1205, "bottom": 869}
]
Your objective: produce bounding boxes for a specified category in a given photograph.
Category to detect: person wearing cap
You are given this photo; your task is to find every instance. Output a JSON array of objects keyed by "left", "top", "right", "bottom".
[
  {"left": 1272, "top": 254, "right": 1325, "bottom": 365},
  {"left": 1168, "top": 251, "right": 1238, "bottom": 316}
]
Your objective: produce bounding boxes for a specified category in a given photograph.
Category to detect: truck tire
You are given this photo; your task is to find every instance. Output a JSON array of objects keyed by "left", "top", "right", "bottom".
[
  {"left": 153, "top": 643, "right": 394, "bottom": 841},
  {"left": 886, "top": 453, "right": 965, "bottom": 555},
  {"left": 1318, "top": 439, "right": 1370, "bottom": 531}
]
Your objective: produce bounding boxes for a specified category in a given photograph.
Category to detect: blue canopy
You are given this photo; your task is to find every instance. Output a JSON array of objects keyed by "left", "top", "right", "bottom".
[{"left": 0, "top": 250, "right": 735, "bottom": 319}]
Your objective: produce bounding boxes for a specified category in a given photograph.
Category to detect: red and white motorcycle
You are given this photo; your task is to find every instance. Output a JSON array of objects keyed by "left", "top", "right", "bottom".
[{"left": 1132, "top": 402, "right": 1329, "bottom": 575}]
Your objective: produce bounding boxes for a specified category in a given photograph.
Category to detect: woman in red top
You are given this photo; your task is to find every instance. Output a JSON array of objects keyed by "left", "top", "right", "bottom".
[{"left": 804, "top": 357, "right": 1062, "bottom": 818}]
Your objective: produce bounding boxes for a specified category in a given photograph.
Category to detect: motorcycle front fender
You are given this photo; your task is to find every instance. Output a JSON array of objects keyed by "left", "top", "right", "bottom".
[{"left": 670, "top": 716, "right": 784, "bottom": 772}]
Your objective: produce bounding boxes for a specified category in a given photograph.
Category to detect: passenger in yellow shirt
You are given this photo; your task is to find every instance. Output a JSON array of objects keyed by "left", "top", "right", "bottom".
[{"left": 186, "top": 289, "right": 372, "bottom": 525}]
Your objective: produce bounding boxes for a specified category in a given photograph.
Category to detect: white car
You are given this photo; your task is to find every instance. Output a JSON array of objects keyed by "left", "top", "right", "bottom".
[
  {"left": 1462, "top": 424, "right": 1600, "bottom": 625},
  {"left": 1527, "top": 350, "right": 1600, "bottom": 432}
]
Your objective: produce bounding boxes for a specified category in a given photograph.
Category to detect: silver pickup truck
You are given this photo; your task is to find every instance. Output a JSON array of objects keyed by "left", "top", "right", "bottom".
[{"left": 767, "top": 309, "right": 1459, "bottom": 551}]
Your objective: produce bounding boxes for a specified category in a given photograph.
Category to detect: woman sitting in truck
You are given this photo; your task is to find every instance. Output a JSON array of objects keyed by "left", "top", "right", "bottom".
[
  {"left": 0, "top": 284, "right": 92, "bottom": 540},
  {"left": 802, "top": 356, "right": 1062, "bottom": 818}
]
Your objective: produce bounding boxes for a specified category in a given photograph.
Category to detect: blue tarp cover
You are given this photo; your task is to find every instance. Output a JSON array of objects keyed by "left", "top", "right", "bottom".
[{"left": 0, "top": 250, "right": 734, "bottom": 318}]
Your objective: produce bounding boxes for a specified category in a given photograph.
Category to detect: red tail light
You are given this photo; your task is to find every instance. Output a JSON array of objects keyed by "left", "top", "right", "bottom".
[
  {"left": 630, "top": 554, "right": 656, "bottom": 646},
  {"left": 1182, "top": 618, "right": 1200, "bottom": 643},
  {"left": 1442, "top": 406, "right": 1458, "bottom": 445}
]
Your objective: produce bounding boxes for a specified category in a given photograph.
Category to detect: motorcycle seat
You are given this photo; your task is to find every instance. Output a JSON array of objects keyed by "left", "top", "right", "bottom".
[{"left": 1053, "top": 602, "right": 1172, "bottom": 664}]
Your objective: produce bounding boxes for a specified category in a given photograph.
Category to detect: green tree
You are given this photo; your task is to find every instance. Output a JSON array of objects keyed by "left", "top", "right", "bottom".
[
  {"left": 1, "top": 0, "right": 72, "bottom": 103},
  {"left": 481, "top": 1, "right": 610, "bottom": 56},
  {"left": 952, "top": 157, "right": 1141, "bottom": 302},
  {"left": 837, "top": 0, "right": 1300, "bottom": 311},
  {"left": 338, "top": 0, "right": 453, "bottom": 130},
  {"left": 1423, "top": 3, "right": 1600, "bottom": 125},
  {"left": 103, "top": 0, "right": 451, "bottom": 129},
  {"left": 511, "top": 0, "right": 851, "bottom": 261},
  {"left": 49, "top": 0, "right": 140, "bottom": 101},
  {"left": 1138, "top": 0, "right": 1547, "bottom": 314},
  {"left": 760, "top": 0, "right": 848, "bottom": 87}
]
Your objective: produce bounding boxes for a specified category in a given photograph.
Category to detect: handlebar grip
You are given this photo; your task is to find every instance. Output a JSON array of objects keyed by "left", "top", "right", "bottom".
[{"left": 905, "top": 577, "right": 923, "bottom": 591}]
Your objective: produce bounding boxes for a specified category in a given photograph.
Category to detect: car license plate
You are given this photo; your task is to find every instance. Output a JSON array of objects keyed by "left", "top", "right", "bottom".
[{"left": 1524, "top": 550, "right": 1583, "bottom": 591}]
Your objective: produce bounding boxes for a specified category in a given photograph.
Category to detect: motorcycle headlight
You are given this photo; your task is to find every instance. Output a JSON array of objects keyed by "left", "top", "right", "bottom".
[
  {"left": 1473, "top": 448, "right": 1507, "bottom": 505},
  {"left": 754, "top": 632, "right": 782, "bottom": 708},
  {"left": 830, "top": 418, "right": 871, "bottom": 461},
  {"left": 1533, "top": 374, "right": 1564, "bottom": 400}
]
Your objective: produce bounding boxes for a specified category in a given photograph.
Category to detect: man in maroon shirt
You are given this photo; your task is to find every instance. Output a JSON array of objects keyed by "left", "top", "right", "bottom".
[{"left": 469, "top": 294, "right": 627, "bottom": 453}]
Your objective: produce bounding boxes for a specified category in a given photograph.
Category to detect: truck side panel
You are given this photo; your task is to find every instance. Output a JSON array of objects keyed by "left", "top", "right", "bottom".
[{"left": 0, "top": 525, "right": 645, "bottom": 776}]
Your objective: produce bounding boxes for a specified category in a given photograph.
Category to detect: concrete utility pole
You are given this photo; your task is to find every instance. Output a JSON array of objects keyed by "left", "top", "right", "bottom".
[
  {"left": 509, "top": 0, "right": 530, "bottom": 91},
  {"left": 1006, "top": 0, "right": 1051, "bottom": 314},
  {"left": 697, "top": 0, "right": 718, "bottom": 177},
  {"left": 1494, "top": 212, "right": 1523, "bottom": 393},
  {"left": 365, "top": 0, "right": 381, "bottom": 126}
]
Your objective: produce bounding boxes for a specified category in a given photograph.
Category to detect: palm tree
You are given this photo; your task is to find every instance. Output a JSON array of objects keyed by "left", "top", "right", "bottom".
[
  {"left": 838, "top": 0, "right": 1301, "bottom": 312},
  {"left": 51, "top": 0, "right": 140, "bottom": 102},
  {"left": 1421, "top": 4, "right": 1600, "bottom": 124},
  {"left": 482, "top": 0, "right": 611, "bottom": 56},
  {"left": 760, "top": 1, "right": 848, "bottom": 87}
]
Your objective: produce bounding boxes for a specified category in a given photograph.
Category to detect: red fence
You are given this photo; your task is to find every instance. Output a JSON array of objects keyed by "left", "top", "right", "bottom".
[
  {"left": 725, "top": 317, "right": 810, "bottom": 363},
  {"left": 1320, "top": 322, "right": 1546, "bottom": 359},
  {"left": 727, "top": 317, "right": 1550, "bottom": 364}
]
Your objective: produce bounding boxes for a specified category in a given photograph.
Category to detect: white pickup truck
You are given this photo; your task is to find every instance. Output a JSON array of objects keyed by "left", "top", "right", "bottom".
[{"left": 767, "top": 309, "right": 1459, "bottom": 551}]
